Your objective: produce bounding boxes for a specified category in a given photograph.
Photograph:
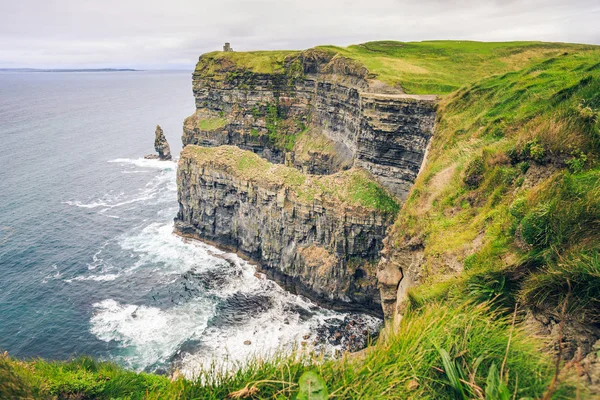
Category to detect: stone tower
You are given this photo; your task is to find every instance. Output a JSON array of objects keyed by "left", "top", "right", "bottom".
[{"left": 223, "top": 42, "right": 233, "bottom": 52}]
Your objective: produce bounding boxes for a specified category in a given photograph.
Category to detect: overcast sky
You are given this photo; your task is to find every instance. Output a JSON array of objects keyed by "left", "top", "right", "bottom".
[{"left": 1, "top": 0, "right": 598, "bottom": 70}]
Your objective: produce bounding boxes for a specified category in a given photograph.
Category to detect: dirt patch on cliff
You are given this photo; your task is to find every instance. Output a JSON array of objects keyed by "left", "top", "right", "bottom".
[
  {"left": 298, "top": 245, "right": 338, "bottom": 277},
  {"left": 417, "top": 164, "right": 457, "bottom": 213}
]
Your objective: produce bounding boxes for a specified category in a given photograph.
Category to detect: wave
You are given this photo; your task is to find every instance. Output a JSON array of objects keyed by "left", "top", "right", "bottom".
[
  {"left": 41, "top": 264, "right": 62, "bottom": 284},
  {"left": 65, "top": 273, "right": 121, "bottom": 283},
  {"left": 119, "top": 222, "right": 225, "bottom": 276},
  {"left": 108, "top": 157, "right": 177, "bottom": 170},
  {"left": 90, "top": 298, "right": 215, "bottom": 371},
  {"left": 62, "top": 193, "right": 159, "bottom": 209},
  {"left": 92, "top": 223, "right": 381, "bottom": 378}
]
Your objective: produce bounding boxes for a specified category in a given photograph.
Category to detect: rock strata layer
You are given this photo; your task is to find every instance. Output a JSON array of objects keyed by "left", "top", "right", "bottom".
[{"left": 174, "top": 145, "right": 398, "bottom": 315}]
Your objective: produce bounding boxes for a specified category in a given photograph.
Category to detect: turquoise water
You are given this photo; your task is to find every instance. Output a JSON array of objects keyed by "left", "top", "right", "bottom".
[{"left": 0, "top": 71, "right": 380, "bottom": 377}]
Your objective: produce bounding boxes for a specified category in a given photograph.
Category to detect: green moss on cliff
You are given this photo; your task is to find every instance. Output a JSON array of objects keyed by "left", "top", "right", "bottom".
[
  {"left": 181, "top": 145, "right": 398, "bottom": 214},
  {"left": 197, "top": 117, "right": 227, "bottom": 131}
]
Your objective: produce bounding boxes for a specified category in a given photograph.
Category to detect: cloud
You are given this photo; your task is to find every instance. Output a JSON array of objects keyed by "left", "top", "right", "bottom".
[{"left": 0, "top": 0, "right": 598, "bottom": 69}]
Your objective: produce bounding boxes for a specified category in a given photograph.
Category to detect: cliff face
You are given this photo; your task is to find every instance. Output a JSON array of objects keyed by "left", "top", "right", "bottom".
[
  {"left": 182, "top": 50, "right": 437, "bottom": 200},
  {"left": 174, "top": 146, "right": 398, "bottom": 315}
]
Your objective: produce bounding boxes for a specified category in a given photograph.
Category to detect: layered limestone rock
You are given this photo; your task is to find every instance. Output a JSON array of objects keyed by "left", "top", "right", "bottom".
[
  {"left": 145, "top": 125, "right": 172, "bottom": 160},
  {"left": 174, "top": 145, "right": 399, "bottom": 315},
  {"left": 182, "top": 49, "right": 437, "bottom": 199}
]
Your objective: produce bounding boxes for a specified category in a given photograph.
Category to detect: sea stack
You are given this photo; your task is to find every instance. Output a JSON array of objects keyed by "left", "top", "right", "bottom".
[{"left": 145, "top": 125, "right": 172, "bottom": 160}]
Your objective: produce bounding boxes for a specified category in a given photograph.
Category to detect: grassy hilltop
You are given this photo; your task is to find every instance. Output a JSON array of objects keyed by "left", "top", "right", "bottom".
[
  {"left": 2, "top": 40, "right": 600, "bottom": 399},
  {"left": 196, "top": 40, "right": 597, "bottom": 94}
]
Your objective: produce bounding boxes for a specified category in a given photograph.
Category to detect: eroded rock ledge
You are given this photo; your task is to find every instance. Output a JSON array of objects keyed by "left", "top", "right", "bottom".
[{"left": 174, "top": 145, "right": 399, "bottom": 316}]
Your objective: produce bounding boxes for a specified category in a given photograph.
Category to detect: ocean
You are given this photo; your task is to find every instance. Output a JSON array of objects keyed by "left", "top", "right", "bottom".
[{"left": 0, "top": 71, "right": 380, "bottom": 377}]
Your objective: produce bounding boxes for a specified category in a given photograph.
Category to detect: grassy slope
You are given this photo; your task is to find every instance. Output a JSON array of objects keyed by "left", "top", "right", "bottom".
[
  {"left": 3, "top": 42, "right": 600, "bottom": 399},
  {"left": 195, "top": 50, "right": 299, "bottom": 75},
  {"left": 393, "top": 49, "right": 600, "bottom": 320}
]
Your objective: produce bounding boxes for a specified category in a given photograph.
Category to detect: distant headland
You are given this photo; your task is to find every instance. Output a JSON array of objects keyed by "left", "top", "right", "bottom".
[{"left": 0, "top": 68, "right": 139, "bottom": 72}]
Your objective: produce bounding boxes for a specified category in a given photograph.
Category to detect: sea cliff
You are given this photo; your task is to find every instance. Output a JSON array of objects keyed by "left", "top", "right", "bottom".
[
  {"left": 174, "top": 145, "right": 398, "bottom": 315},
  {"left": 175, "top": 48, "right": 438, "bottom": 315}
]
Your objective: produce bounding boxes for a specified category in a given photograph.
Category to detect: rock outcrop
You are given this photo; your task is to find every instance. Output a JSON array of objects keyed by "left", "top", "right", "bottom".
[
  {"left": 145, "top": 125, "right": 172, "bottom": 160},
  {"left": 182, "top": 50, "right": 437, "bottom": 200},
  {"left": 376, "top": 233, "right": 425, "bottom": 318},
  {"left": 174, "top": 145, "right": 398, "bottom": 315}
]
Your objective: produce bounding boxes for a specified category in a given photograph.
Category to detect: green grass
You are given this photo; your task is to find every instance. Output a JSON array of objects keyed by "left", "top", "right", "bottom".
[
  {"left": 321, "top": 41, "right": 598, "bottom": 94},
  {"left": 197, "top": 117, "right": 227, "bottom": 131},
  {"left": 1, "top": 299, "right": 568, "bottom": 399},
  {"left": 386, "top": 46, "right": 600, "bottom": 374},
  {"left": 348, "top": 173, "right": 400, "bottom": 214},
  {"left": 181, "top": 145, "right": 398, "bottom": 214},
  {"left": 393, "top": 48, "right": 600, "bottom": 255},
  {"left": 520, "top": 251, "right": 600, "bottom": 323},
  {"left": 195, "top": 50, "right": 299, "bottom": 75},
  {"left": 196, "top": 40, "right": 598, "bottom": 94},
  {"left": 0, "top": 356, "right": 172, "bottom": 399}
]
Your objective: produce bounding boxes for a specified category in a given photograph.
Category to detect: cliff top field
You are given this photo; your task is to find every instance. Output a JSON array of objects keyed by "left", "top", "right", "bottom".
[
  {"left": 196, "top": 40, "right": 599, "bottom": 94},
  {"left": 180, "top": 145, "right": 399, "bottom": 214}
]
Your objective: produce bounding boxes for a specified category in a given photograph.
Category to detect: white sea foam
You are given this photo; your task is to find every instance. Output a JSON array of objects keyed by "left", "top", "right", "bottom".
[
  {"left": 63, "top": 193, "right": 159, "bottom": 210},
  {"left": 119, "top": 222, "right": 223, "bottom": 276},
  {"left": 65, "top": 273, "right": 121, "bottom": 283},
  {"left": 178, "top": 299, "right": 326, "bottom": 378},
  {"left": 63, "top": 200, "right": 110, "bottom": 209},
  {"left": 108, "top": 157, "right": 177, "bottom": 170},
  {"left": 63, "top": 159, "right": 176, "bottom": 211},
  {"left": 89, "top": 220, "right": 382, "bottom": 378},
  {"left": 90, "top": 298, "right": 215, "bottom": 370}
]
